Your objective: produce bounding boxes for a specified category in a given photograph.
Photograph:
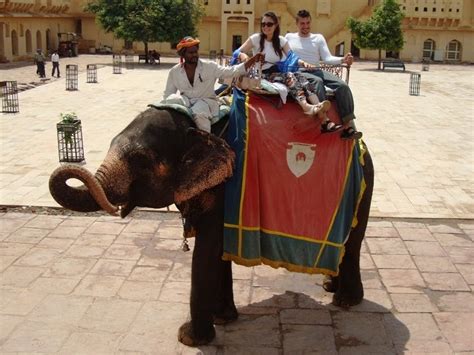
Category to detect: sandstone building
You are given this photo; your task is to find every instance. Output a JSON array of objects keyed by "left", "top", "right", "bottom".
[{"left": 1, "top": 0, "right": 472, "bottom": 63}]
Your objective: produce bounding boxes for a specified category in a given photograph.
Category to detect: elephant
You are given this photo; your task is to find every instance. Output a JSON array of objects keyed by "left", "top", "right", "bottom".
[{"left": 49, "top": 106, "right": 374, "bottom": 347}]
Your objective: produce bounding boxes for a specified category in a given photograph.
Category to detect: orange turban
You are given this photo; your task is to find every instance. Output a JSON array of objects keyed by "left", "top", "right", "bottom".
[{"left": 177, "top": 36, "right": 200, "bottom": 53}]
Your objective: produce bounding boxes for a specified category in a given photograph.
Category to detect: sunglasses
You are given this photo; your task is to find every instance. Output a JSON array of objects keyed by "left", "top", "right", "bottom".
[{"left": 261, "top": 22, "right": 275, "bottom": 27}]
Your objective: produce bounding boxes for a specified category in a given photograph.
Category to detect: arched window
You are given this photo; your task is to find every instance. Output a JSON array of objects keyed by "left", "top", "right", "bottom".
[
  {"left": 11, "top": 30, "right": 18, "bottom": 56},
  {"left": 446, "top": 40, "right": 461, "bottom": 61},
  {"left": 46, "top": 29, "right": 51, "bottom": 51},
  {"left": 36, "top": 30, "right": 42, "bottom": 50},
  {"left": 422, "top": 39, "right": 435, "bottom": 59},
  {"left": 25, "top": 29, "right": 32, "bottom": 53}
]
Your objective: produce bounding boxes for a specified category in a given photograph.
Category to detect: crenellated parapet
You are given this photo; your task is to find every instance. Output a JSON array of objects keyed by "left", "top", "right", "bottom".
[{"left": 0, "top": 0, "right": 70, "bottom": 15}]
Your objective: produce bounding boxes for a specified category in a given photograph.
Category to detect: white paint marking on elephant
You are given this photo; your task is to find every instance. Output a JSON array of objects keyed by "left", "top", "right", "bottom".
[{"left": 286, "top": 142, "right": 316, "bottom": 178}]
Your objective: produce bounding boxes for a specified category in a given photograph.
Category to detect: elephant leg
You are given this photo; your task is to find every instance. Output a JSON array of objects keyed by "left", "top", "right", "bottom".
[
  {"left": 332, "top": 150, "right": 374, "bottom": 307},
  {"left": 214, "top": 259, "right": 238, "bottom": 325}
]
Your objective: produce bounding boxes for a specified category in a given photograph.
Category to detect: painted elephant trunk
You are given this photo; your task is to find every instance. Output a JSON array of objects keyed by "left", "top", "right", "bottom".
[{"left": 49, "top": 149, "right": 132, "bottom": 216}]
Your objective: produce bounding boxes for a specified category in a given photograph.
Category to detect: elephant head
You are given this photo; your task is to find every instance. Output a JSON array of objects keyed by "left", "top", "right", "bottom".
[{"left": 49, "top": 108, "right": 235, "bottom": 218}]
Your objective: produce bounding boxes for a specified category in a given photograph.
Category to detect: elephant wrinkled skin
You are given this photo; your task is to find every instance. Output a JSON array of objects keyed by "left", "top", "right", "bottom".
[{"left": 49, "top": 107, "right": 374, "bottom": 347}]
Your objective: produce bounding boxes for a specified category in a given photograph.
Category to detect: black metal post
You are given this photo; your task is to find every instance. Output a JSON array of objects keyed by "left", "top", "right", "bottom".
[
  {"left": 56, "top": 119, "right": 85, "bottom": 163},
  {"left": 113, "top": 54, "right": 122, "bottom": 74},
  {"left": 0, "top": 81, "right": 20, "bottom": 113},
  {"left": 65, "top": 64, "right": 78, "bottom": 91},
  {"left": 86, "top": 64, "right": 98, "bottom": 83},
  {"left": 125, "top": 55, "right": 134, "bottom": 69},
  {"left": 409, "top": 73, "right": 421, "bottom": 96}
]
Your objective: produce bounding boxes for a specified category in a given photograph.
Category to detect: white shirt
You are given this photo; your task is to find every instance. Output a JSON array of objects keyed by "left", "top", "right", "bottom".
[
  {"left": 249, "top": 33, "right": 287, "bottom": 70},
  {"left": 163, "top": 59, "right": 246, "bottom": 115},
  {"left": 51, "top": 53, "right": 60, "bottom": 62},
  {"left": 285, "top": 32, "right": 342, "bottom": 66}
]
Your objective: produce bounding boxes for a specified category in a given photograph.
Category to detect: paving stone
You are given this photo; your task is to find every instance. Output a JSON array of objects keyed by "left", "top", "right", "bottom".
[
  {"left": 59, "top": 215, "right": 97, "bottom": 227},
  {"left": 455, "top": 263, "right": 474, "bottom": 284},
  {"left": 413, "top": 255, "right": 458, "bottom": 272},
  {"left": 28, "top": 294, "right": 93, "bottom": 325},
  {"left": 365, "top": 226, "right": 400, "bottom": 238},
  {"left": 333, "top": 312, "right": 389, "bottom": 346},
  {"left": 366, "top": 238, "right": 408, "bottom": 255},
  {"left": 224, "top": 314, "right": 280, "bottom": 347},
  {"left": 60, "top": 332, "right": 123, "bottom": 353},
  {"left": 0, "top": 255, "right": 17, "bottom": 272},
  {"left": 396, "top": 227, "right": 435, "bottom": 241},
  {"left": 156, "top": 225, "right": 184, "bottom": 240},
  {"left": 5, "top": 227, "right": 49, "bottom": 244},
  {"left": 1, "top": 321, "right": 70, "bottom": 353},
  {"left": 339, "top": 345, "right": 397, "bottom": 354},
  {"left": 0, "top": 218, "right": 29, "bottom": 233},
  {"left": 0, "top": 315, "right": 23, "bottom": 343},
  {"left": 0, "top": 266, "right": 44, "bottom": 288},
  {"left": 47, "top": 225, "right": 87, "bottom": 239},
  {"left": 79, "top": 298, "right": 142, "bottom": 332},
  {"left": 0, "top": 242, "right": 34, "bottom": 257},
  {"left": 44, "top": 257, "right": 97, "bottom": 278},
  {"left": 104, "top": 244, "right": 143, "bottom": 260},
  {"left": 283, "top": 324, "right": 336, "bottom": 353},
  {"left": 434, "top": 312, "right": 474, "bottom": 352},
  {"left": 74, "top": 233, "right": 116, "bottom": 246},
  {"left": 405, "top": 241, "right": 447, "bottom": 256},
  {"left": 114, "top": 232, "right": 154, "bottom": 245},
  {"left": 24, "top": 215, "right": 65, "bottom": 229},
  {"left": 0, "top": 289, "right": 48, "bottom": 316},
  {"left": 444, "top": 246, "right": 474, "bottom": 264},
  {"left": 433, "top": 233, "right": 473, "bottom": 247},
  {"left": 250, "top": 287, "right": 297, "bottom": 308},
  {"left": 14, "top": 247, "right": 61, "bottom": 267},
  {"left": 379, "top": 269, "right": 425, "bottom": 292},
  {"left": 428, "top": 224, "right": 464, "bottom": 234},
  {"left": 350, "top": 289, "right": 393, "bottom": 312},
  {"left": 128, "top": 265, "right": 170, "bottom": 282},
  {"left": 122, "top": 219, "right": 161, "bottom": 234},
  {"left": 391, "top": 293, "right": 438, "bottom": 313},
  {"left": 36, "top": 237, "right": 75, "bottom": 251},
  {"left": 361, "top": 270, "right": 384, "bottom": 289},
  {"left": 64, "top": 244, "right": 107, "bottom": 258},
  {"left": 74, "top": 275, "right": 125, "bottom": 297},
  {"left": 221, "top": 346, "right": 280, "bottom": 354},
  {"left": 232, "top": 264, "right": 254, "bottom": 280},
  {"left": 159, "top": 281, "right": 191, "bottom": 303},
  {"left": 422, "top": 272, "right": 470, "bottom": 291},
  {"left": 359, "top": 253, "right": 375, "bottom": 270},
  {"left": 372, "top": 254, "right": 416, "bottom": 269},
  {"left": 436, "top": 292, "right": 474, "bottom": 312},
  {"left": 89, "top": 259, "right": 136, "bottom": 276},
  {"left": 280, "top": 308, "right": 331, "bottom": 325},
  {"left": 118, "top": 280, "right": 162, "bottom": 301},
  {"left": 85, "top": 221, "right": 126, "bottom": 235},
  {"left": 27, "top": 277, "right": 79, "bottom": 294}
]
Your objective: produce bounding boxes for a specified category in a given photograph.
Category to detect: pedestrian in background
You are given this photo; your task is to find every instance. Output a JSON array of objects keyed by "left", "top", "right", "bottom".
[
  {"left": 34, "top": 49, "right": 46, "bottom": 78},
  {"left": 51, "top": 50, "right": 60, "bottom": 78}
]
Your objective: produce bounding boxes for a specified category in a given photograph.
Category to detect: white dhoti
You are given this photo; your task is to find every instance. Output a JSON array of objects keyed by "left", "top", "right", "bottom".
[{"left": 161, "top": 93, "right": 217, "bottom": 133}]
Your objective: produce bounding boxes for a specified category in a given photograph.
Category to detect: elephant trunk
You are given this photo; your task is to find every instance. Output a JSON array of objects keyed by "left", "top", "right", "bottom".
[
  {"left": 49, "top": 148, "right": 132, "bottom": 216},
  {"left": 49, "top": 164, "right": 119, "bottom": 215}
]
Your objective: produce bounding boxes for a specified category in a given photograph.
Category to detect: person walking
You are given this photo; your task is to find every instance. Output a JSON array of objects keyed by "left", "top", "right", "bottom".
[
  {"left": 34, "top": 49, "right": 46, "bottom": 78},
  {"left": 51, "top": 50, "right": 60, "bottom": 78}
]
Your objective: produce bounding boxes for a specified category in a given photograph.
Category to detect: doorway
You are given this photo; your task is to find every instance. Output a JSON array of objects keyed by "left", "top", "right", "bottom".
[{"left": 232, "top": 35, "right": 242, "bottom": 51}]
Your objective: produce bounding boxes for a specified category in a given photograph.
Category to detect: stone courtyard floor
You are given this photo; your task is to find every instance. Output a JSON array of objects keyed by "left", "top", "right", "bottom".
[{"left": 0, "top": 55, "right": 473, "bottom": 354}]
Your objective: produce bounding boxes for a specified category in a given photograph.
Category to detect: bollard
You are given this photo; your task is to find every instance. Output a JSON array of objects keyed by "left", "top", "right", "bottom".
[
  {"left": 57, "top": 118, "right": 85, "bottom": 163},
  {"left": 65, "top": 64, "right": 78, "bottom": 91},
  {"left": 125, "top": 55, "right": 134, "bottom": 69},
  {"left": 86, "top": 64, "right": 98, "bottom": 83},
  {"left": 409, "top": 73, "right": 421, "bottom": 96},
  {"left": 422, "top": 59, "right": 430, "bottom": 72},
  {"left": 0, "top": 81, "right": 20, "bottom": 113},
  {"left": 209, "top": 50, "right": 217, "bottom": 61},
  {"left": 113, "top": 54, "right": 122, "bottom": 74}
]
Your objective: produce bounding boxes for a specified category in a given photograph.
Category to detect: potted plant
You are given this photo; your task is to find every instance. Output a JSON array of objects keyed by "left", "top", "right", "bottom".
[{"left": 56, "top": 112, "right": 85, "bottom": 163}]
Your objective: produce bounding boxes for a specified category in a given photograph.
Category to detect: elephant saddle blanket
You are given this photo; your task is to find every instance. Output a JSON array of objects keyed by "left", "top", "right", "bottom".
[{"left": 223, "top": 88, "right": 367, "bottom": 276}]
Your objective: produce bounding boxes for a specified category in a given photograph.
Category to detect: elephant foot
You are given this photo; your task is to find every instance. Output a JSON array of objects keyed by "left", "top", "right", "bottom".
[
  {"left": 213, "top": 307, "right": 239, "bottom": 325},
  {"left": 178, "top": 321, "right": 216, "bottom": 347},
  {"left": 332, "top": 288, "right": 364, "bottom": 308},
  {"left": 322, "top": 275, "right": 338, "bottom": 293}
]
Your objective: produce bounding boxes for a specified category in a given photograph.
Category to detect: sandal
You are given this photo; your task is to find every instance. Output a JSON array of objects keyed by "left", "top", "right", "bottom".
[
  {"left": 340, "top": 127, "right": 363, "bottom": 140},
  {"left": 321, "top": 120, "right": 342, "bottom": 133}
]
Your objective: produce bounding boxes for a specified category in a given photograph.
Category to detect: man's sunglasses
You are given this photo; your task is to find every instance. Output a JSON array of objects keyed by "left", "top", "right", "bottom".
[{"left": 261, "top": 22, "right": 275, "bottom": 27}]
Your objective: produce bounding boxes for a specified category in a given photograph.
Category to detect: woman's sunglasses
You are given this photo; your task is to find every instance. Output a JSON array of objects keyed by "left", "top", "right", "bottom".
[{"left": 261, "top": 22, "right": 275, "bottom": 27}]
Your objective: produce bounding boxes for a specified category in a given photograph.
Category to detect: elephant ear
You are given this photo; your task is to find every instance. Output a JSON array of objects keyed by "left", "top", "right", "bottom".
[{"left": 174, "top": 128, "right": 235, "bottom": 204}]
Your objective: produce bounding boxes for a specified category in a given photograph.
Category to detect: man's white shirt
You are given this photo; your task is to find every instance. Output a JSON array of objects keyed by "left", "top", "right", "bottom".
[
  {"left": 285, "top": 32, "right": 342, "bottom": 66},
  {"left": 51, "top": 53, "right": 60, "bottom": 62}
]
